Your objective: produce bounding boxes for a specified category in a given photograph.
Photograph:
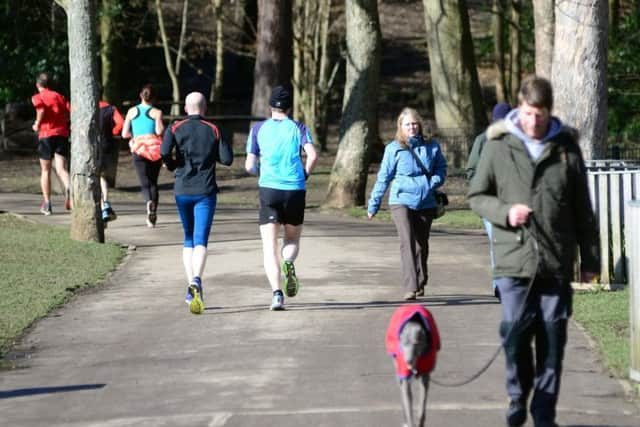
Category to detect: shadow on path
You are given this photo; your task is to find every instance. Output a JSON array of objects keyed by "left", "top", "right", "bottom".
[
  {"left": 0, "top": 383, "right": 106, "bottom": 399},
  {"left": 201, "top": 294, "right": 499, "bottom": 315}
]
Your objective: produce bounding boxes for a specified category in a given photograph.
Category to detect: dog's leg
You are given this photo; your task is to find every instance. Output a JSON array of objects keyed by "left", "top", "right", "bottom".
[
  {"left": 400, "top": 379, "right": 414, "bottom": 427},
  {"left": 416, "top": 374, "right": 430, "bottom": 427}
]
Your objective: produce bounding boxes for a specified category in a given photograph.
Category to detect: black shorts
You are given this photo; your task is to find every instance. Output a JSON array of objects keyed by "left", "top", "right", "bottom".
[
  {"left": 38, "top": 136, "right": 70, "bottom": 160},
  {"left": 97, "top": 140, "right": 116, "bottom": 173},
  {"left": 259, "top": 187, "right": 306, "bottom": 226}
]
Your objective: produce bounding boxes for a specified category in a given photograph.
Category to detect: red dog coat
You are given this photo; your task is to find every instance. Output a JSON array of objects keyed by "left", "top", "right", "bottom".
[{"left": 385, "top": 304, "right": 440, "bottom": 379}]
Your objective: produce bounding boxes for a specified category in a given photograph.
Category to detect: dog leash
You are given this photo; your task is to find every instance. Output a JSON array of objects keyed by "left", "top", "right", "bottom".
[{"left": 429, "top": 223, "right": 539, "bottom": 388}]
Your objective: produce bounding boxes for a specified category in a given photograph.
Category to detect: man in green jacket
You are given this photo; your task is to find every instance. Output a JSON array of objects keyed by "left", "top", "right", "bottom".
[{"left": 468, "top": 76, "right": 599, "bottom": 427}]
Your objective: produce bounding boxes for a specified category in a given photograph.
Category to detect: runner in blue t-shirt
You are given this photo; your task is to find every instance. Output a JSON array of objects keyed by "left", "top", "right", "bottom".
[{"left": 245, "top": 85, "right": 318, "bottom": 311}]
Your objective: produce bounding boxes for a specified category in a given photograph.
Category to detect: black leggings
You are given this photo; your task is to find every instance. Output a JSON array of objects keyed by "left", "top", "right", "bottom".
[{"left": 132, "top": 154, "right": 162, "bottom": 204}]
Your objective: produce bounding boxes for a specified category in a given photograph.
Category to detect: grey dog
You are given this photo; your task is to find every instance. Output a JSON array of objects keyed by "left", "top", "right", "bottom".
[{"left": 386, "top": 305, "right": 440, "bottom": 427}]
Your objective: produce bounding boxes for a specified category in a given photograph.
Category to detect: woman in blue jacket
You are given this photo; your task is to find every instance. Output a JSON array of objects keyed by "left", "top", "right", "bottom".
[{"left": 367, "top": 107, "right": 447, "bottom": 300}]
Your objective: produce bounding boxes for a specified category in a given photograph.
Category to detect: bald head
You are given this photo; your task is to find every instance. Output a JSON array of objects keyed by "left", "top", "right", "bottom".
[{"left": 184, "top": 92, "right": 206, "bottom": 116}]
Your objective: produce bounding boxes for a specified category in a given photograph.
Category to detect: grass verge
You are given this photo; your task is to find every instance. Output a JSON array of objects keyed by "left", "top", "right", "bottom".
[
  {"left": 0, "top": 213, "right": 126, "bottom": 357},
  {"left": 573, "top": 288, "right": 632, "bottom": 382}
]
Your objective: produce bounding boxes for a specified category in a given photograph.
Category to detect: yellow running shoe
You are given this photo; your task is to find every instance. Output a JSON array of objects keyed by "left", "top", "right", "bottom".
[{"left": 188, "top": 284, "right": 204, "bottom": 315}]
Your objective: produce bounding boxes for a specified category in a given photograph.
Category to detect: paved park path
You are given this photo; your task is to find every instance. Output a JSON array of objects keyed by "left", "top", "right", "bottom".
[{"left": 1, "top": 193, "right": 639, "bottom": 427}]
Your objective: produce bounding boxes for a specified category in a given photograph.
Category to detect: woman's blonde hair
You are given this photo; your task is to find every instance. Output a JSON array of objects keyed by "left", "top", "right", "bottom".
[{"left": 395, "top": 107, "right": 431, "bottom": 147}]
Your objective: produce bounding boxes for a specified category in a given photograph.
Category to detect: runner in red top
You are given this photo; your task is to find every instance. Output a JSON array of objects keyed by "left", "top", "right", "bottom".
[
  {"left": 31, "top": 73, "right": 71, "bottom": 215},
  {"left": 97, "top": 99, "right": 125, "bottom": 225}
]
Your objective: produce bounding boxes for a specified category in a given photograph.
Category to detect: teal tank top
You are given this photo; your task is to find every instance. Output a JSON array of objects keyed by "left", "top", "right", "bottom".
[{"left": 131, "top": 105, "right": 156, "bottom": 136}]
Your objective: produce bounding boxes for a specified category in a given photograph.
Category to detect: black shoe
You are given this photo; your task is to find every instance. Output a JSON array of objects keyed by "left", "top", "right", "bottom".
[
  {"left": 506, "top": 400, "right": 527, "bottom": 427},
  {"left": 146, "top": 201, "right": 157, "bottom": 227},
  {"left": 533, "top": 416, "right": 559, "bottom": 427},
  {"left": 494, "top": 286, "right": 501, "bottom": 301}
]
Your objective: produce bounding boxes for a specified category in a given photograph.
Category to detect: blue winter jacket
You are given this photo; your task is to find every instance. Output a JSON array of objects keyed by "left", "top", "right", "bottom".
[{"left": 367, "top": 136, "right": 447, "bottom": 215}]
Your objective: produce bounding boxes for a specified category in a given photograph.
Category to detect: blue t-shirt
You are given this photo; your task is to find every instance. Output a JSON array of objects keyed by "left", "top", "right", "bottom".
[{"left": 246, "top": 117, "right": 312, "bottom": 190}]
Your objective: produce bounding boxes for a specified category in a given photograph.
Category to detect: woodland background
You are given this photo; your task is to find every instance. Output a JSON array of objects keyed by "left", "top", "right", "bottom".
[{"left": 0, "top": 0, "right": 639, "bottom": 240}]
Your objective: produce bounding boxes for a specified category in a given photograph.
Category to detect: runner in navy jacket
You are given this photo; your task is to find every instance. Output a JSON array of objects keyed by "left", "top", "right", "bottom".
[{"left": 161, "top": 92, "right": 233, "bottom": 314}]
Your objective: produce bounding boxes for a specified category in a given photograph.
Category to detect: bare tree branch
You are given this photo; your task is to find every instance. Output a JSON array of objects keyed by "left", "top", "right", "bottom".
[
  {"left": 175, "top": 0, "right": 189, "bottom": 75},
  {"left": 155, "top": 0, "right": 181, "bottom": 115},
  {"left": 54, "top": 0, "right": 68, "bottom": 11}
]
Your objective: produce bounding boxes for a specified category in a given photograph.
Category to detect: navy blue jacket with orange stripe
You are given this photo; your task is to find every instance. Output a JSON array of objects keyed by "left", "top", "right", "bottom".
[{"left": 161, "top": 115, "right": 234, "bottom": 196}]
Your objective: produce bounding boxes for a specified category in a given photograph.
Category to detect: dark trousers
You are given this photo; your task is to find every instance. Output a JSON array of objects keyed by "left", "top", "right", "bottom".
[
  {"left": 390, "top": 205, "right": 434, "bottom": 293},
  {"left": 132, "top": 154, "right": 162, "bottom": 205},
  {"left": 496, "top": 276, "right": 572, "bottom": 425}
]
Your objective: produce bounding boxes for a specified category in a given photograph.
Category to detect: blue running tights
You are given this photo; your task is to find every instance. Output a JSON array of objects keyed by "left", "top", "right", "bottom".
[{"left": 175, "top": 193, "right": 217, "bottom": 247}]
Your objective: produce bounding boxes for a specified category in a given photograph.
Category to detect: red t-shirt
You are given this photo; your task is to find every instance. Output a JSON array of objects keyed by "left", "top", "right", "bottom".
[
  {"left": 99, "top": 100, "right": 124, "bottom": 136},
  {"left": 31, "top": 88, "right": 70, "bottom": 139}
]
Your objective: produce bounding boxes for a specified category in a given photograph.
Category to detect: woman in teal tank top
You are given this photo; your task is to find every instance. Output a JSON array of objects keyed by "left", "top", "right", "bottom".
[
  {"left": 122, "top": 84, "right": 165, "bottom": 227},
  {"left": 130, "top": 104, "right": 156, "bottom": 136}
]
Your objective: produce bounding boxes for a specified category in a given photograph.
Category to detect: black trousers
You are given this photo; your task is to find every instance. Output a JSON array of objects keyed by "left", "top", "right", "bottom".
[
  {"left": 390, "top": 205, "right": 435, "bottom": 293},
  {"left": 497, "top": 276, "right": 572, "bottom": 425},
  {"left": 132, "top": 154, "right": 162, "bottom": 205}
]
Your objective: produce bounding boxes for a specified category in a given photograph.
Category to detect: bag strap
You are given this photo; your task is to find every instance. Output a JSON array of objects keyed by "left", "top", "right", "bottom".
[{"left": 406, "top": 146, "right": 433, "bottom": 180}]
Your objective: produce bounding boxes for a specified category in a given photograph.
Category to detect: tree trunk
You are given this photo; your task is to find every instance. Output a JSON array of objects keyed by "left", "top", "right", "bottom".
[
  {"left": 99, "top": 0, "right": 121, "bottom": 104},
  {"left": 493, "top": 0, "right": 508, "bottom": 102},
  {"left": 292, "top": 0, "right": 335, "bottom": 151},
  {"left": 323, "top": 0, "right": 380, "bottom": 208},
  {"left": 155, "top": 0, "right": 181, "bottom": 116},
  {"left": 609, "top": 0, "right": 619, "bottom": 40},
  {"left": 315, "top": 0, "right": 337, "bottom": 152},
  {"left": 422, "top": 0, "right": 487, "bottom": 166},
  {"left": 64, "top": 0, "right": 104, "bottom": 242},
  {"left": 532, "top": 0, "right": 554, "bottom": 79},
  {"left": 251, "top": 0, "right": 293, "bottom": 118},
  {"left": 508, "top": 0, "right": 522, "bottom": 104},
  {"left": 209, "top": 0, "right": 224, "bottom": 109},
  {"left": 552, "top": 0, "right": 607, "bottom": 160},
  {"left": 292, "top": 0, "right": 312, "bottom": 123}
]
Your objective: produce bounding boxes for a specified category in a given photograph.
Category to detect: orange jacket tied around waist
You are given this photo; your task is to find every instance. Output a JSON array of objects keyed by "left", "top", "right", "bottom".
[{"left": 129, "top": 134, "right": 162, "bottom": 161}]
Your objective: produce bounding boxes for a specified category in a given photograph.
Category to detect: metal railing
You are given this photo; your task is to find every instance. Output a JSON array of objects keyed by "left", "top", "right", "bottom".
[{"left": 607, "top": 145, "right": 640, "bottom": 160}]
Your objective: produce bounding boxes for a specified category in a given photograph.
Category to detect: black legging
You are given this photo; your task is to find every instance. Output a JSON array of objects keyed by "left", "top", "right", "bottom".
[{"left": 132, "top": 154, "right": 162, "bottom": 204}]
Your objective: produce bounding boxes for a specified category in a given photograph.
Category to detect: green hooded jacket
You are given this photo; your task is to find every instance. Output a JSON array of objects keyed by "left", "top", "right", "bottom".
[
  {"left": 465, "top": 131, "right": 487, "bottom": 181},
  {"left": 467, "top": 119, "right": 599, "bottom": 280}
]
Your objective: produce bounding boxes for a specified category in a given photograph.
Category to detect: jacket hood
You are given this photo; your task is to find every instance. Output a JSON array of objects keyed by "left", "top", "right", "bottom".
[
  {"left": 385, "top": 304, "right": 440, "bottom": 379},
  {"left": 488, "top": 110, "right": 578, "bottom": 144},
  {"left": 389, "top": 135, "right": 428, "bottom": 150}
]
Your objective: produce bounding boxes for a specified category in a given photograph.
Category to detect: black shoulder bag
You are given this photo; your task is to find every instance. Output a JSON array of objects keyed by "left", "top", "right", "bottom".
[{"left": 407, "top": 147, "right": 448, "bottom": 218}]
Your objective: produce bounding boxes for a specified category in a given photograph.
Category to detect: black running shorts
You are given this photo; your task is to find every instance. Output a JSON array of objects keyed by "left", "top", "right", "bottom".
[
  {"left": 258, "top": 187, "right": 306, "bottom": 226},
  {"left": 97, "top": 140, "right": 117, "bottom": 173},
  {"left": 38, "top": 136, "right": 70, "bottom": 160}
]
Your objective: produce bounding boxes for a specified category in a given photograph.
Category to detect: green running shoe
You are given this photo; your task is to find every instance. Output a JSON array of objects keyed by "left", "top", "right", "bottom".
[{"left": 282, "top": 260, "right": 299, "bottom": 297}]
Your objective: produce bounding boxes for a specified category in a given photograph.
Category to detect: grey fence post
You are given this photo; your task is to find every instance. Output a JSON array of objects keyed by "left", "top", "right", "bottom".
[{"left": 628, "top": 200, "right": 640, "bottom": 382}]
